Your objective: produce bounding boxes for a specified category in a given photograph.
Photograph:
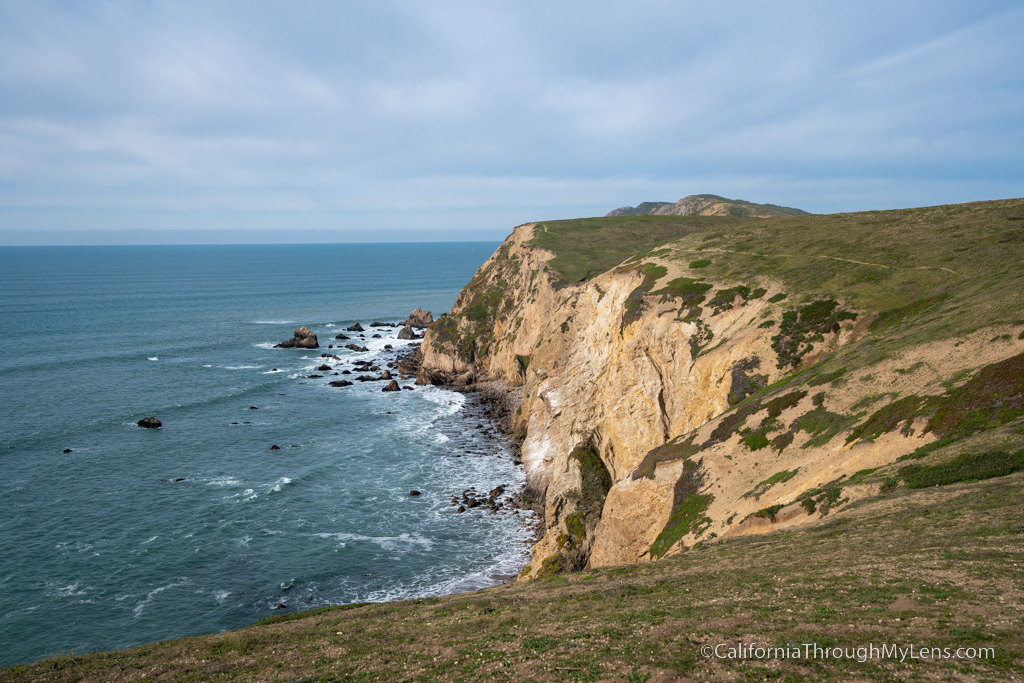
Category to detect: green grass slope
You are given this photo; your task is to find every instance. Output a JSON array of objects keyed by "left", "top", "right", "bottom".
[{"left": 5, "top": 467, "right": 1022, "bottom": 681}]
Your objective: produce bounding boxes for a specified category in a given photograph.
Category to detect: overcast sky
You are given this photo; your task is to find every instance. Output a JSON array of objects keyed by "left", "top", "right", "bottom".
[{"left": 1, "top": 1, "right": 1022, "bottom": 245}]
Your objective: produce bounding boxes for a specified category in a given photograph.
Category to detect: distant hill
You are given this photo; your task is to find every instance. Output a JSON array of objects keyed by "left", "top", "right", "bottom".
[{"left": 606, "top": 193, "right": 810, "bottom": 218}]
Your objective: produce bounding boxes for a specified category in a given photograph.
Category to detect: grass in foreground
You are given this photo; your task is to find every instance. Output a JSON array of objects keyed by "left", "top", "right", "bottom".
[{"left": 5, "top": 472, "right": 1023, "bottom": 682}]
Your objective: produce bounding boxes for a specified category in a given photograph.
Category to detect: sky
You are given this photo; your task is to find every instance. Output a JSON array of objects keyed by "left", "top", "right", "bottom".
[{"left": 0, "top": 1, "right": 1022, "bottom": 245}]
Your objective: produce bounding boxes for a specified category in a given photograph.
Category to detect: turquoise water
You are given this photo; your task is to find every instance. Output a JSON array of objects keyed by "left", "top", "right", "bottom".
[{"left": 0, "top": 243, "right": 533, "bottom": 667}]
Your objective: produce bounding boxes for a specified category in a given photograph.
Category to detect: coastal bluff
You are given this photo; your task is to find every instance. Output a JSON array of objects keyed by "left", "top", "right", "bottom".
[{"left": 419, "top": 199, "right": 1024, "bottom": 579}]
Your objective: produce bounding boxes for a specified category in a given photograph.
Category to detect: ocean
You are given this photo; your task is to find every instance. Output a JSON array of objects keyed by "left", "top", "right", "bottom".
[{"left": 0, "top": 242, "right": 534, "bottom": 668}]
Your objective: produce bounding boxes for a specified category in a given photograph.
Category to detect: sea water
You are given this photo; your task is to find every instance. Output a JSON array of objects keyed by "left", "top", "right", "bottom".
[{"left": 0, "top": 243, "right": 534, "bottom": 667}]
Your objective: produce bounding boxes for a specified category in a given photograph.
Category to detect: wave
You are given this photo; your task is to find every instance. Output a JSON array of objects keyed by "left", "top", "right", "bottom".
[
  {"left": 133, "top": 578, "right": 190, "bottom": 619},
  {"left": 309, "top": 531, "right": 434, "bottom": 551},
  {"left": 268, "top": 477, "right": 293, "bottom": 493},
  {"left": 250, "top": 320, "right": 295, "bottom": 325}
]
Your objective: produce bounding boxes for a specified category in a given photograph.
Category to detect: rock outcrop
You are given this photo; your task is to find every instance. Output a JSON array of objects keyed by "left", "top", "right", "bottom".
[
  {"left": 275, "top": 326, "right": 319, "bottom": 349},
  {"left": 397, "top": 325, "right": 416, "bottom": 340},
  {"left": 137, "top": 417, "right": 162, "bottom": 429},
  {"left": 404, "top": 308, "right": 433, "bottom": 328},
  {"left": 606, "top": 194, "right": 808, "bottom": 218}
]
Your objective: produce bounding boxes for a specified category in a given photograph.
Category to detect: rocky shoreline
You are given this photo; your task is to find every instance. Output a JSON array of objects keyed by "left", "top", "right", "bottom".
[{"left": 275, "top": 309, "right": 542, "bottom": 583}]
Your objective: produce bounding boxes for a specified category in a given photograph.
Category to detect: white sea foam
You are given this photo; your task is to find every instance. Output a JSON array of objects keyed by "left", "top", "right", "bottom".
[
  {"left": 206, "top": 477, "right": 242, "bottom": 487},
  {"left": 202, "top": 364, "right": 213, "bottom": 368},
  {"left": 141, "top": 536, "right": 158, "bottom": 545},
  {"left": 49, "top": 582, "right": 89, "bottom": 598},
  {"left": 148, "top": 357, "right": 158, "bottom": 361},
  {"left": 251, "top": 320, "right": 294, "bottom": 325},
  {"left": 133, "top": 579, "right": 189, "bottom": 619},
  {"left": 268, "top": 477, "right": 293, "bottom": 493},
  {"left": 420, "top": 387, "right": 466, "bottom": 416},
  {"left": 224, "top": 365, "right": 261, "bottom": 370},
  {"left": 254, "top": 342, "right": 278, "bottom": 350},
  {"left": 310, "top": 531, "right": 434, "bottom": 551},
  {"left": 213, "top": 591, "right": 231, "bottom": 604}
]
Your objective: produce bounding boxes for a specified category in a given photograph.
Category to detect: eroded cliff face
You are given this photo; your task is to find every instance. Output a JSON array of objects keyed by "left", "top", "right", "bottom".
[{"left": 421, "top": 222, "right": 1024, "bottom": 579}]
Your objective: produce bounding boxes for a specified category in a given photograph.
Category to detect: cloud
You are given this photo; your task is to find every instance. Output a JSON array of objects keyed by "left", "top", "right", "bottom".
[{"left": 0, "top": 1, "right": 1021, "bottom": 243}]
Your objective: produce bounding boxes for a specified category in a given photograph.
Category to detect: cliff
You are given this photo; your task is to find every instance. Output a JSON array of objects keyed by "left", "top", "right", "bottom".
[{"left": 421, "top": 199, "right": 1024, "bottom": 579}]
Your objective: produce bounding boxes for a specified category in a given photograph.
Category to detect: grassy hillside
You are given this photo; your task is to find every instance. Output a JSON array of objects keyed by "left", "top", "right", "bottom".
[{"left": 5, "top": 465, "right": 1022, "bottom": 681}]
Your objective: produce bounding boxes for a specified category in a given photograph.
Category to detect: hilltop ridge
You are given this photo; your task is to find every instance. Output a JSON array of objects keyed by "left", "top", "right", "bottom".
[{"left": 606, "top": 193, "right": 810, "bottom": 218}]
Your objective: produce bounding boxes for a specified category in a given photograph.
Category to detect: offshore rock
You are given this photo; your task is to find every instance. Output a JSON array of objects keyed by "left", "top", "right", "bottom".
[
  {"left": 398, "top": 325, "right": 416, "bottom": 340},
  {"left": 404, "top": 308, "right": 434, "bottom": 328},
  {"left": 137, "top": 417, "right": 162, "bottom": 429},
  {"left": 346, "top": 323, "right": 365, "bottom": 332},
  {"left": 382, "top": 379, "right": 401, "bottom": 392},
  {"left": 275, "top": 326, "right": 318, "bottom": 349}
]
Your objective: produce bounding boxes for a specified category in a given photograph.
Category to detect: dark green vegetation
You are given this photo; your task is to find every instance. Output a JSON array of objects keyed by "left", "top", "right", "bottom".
[
  {"left": 743, "top": 469, "right": 800, "bottom": 500},
  {"left": 727, "top": 357, "right": 767, "bottom": 406},
  {"left": 648, "top": 458, "right": 713, "bottom": 560},
  {"left": 899, "top": 448, "right": 1024, "bottom": 489},
  {"left": 545, "top": 443, "right": 614, "bottom": 575},
  {"left": 619, "top": 263, "right": 668, "bottom": 331},
  {"left": 772, "top": 299, "right": 857, "bottom": 369},
  {"left": 9, "top": 473, "right": 1023, "bottom": 682},
  {"left": 631, "top": 436, "right": 700, "bottom": 481}
]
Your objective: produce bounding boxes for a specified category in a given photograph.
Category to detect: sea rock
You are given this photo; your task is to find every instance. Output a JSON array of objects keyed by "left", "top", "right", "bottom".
[
  {"left": 345, "top": 344, "right": 369, "bottom": 352},
  {"left": 409, "top": 490, "right": 421, "bottom": 496},
  {"left": 270, "top": 444, "right": 281, "bottom": 450},
  {"left": 370, "top": 321, "right": 391, "bottom": 327},
  {"left": 356, "top": 375, "right": 376, "bottom": 382},
  {"left": 404, "top": 308, "right": 433, "bottom": 328},
  {"left": 137, "top": 417, "right": 162, "bottom": 429},
  {"left": 346, "top": 323, "right": 365, "bottom": 332},
  {"left": 275, "top": 326, "right": 319, "bottom": 349},
  {"left": 415, "top": 368, "right": 446, "bottom": 386},
  {"left": 379, "top": 370, "right": 392, "bottom": 380},
  {"left": 396, "top": 355, "right": 420, "bottom": 374},
  {"left": 62, "top": 448, "right": 73, "bottom": 453},
  {"left": 249, "top": 406, "right": 259, "bottom": 410},
  {"left": 329, "top": 380, "right": 353, "bottom": 387},
  {"left": 318, "top": 364, "right": 332, "bottom": 371},
  {"left": 397, "top": 325, "right": 416, "bottom": 340},
  {"left": 382, "top": 379, "right": 401, "bottom": 392},
  {"left": 402, "top": 385, "right": 414, "bottom": 391},
  {"left": 335, "top": 333, "right": 350, "bottom": 340}
]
